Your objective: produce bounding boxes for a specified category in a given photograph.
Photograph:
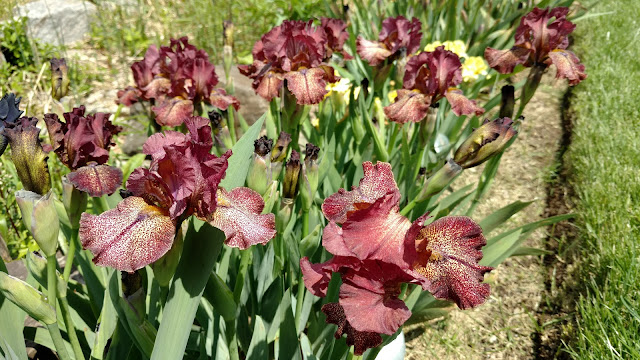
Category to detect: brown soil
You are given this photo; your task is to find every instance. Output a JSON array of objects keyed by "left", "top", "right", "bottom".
[{"left": 405, "top": 74, "right": 570, "bottom": 360}]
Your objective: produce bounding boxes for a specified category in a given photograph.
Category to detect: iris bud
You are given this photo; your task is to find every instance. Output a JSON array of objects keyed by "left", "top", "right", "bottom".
[
  {"left": 247, "top": 136, "right": 273, "bottom": 195},
  {"left": 270, "top": 131, "right": 291, "bottom": 177},
  {"left": 16, "top": 190, "right": 60, "bottom": 257},
  {"left": 453, "top": 117, "right": 518, "bottom": 169},
  {"left": 499, "top": 85, "right": 515, "bottom": 119},
  {"left": 0, "top": 271, "right": 56, "bottom": 325},
  {"left": 50, "top": 57, "right": 70, "bottom": 100},
  {"left": 222, "top": 20, "right": 235, "bottom": 84},
  {"left": 3, "top": 117, "right": 51, "bottom": 195},
  {"left": 300, "top": 143, "right": 320, "bottom": 211},
  {"left": 283, "top": 150, "right": 301, "bottom": 200}
]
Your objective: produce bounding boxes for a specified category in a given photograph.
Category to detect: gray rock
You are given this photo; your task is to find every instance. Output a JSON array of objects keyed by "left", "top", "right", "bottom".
[{"left": 13, "top": 0, "right": 97, "bottom": 45}]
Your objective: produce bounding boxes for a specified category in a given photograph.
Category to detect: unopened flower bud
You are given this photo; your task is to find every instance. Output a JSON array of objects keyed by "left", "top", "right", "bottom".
[
  {"left": 50, "top": 57, "right": 70, "bottom": 100},
  {"left": 62, "top": 176, "right": 88, "bottom": 229},
  {"left": 16, "top": 190, "right": 60, "bottom": 257},
  {"left": 499, "top": 85, "right": 515, "bottom": 119},
  {"left": 300, "top": 143, "right": 320, "bottom": 211},
  {"left": 417, "top": 159, "right": 463, "bottom": 201},
  {"left": 3, "top": 117, "right": 51, "bottom": 195},
  {"left": 0, "top": 272, "right": 56, "bottom": 325},
  {"left": 453, "top": 117, "right": 518, "bottom": 169},
  {"left": 419, "top": 105, "right": 438, "bottom": 145},
  {"left": 208, "top": 110, "right": 223, "bottom": 134},
  {"left": 247, "top": 136, "right": 273, "bottom": 195},
  {"left": 283, "top": 150, "right": 301, "bottom": 199},
  {"left": 271, "top": 132, "right": 292, "bottom": 162},
  {"left": 0, "top": 93, "right": 24, "bottom": 156},
  {"left": 222, "top": 21, "right": 235, "bottom": 78}
]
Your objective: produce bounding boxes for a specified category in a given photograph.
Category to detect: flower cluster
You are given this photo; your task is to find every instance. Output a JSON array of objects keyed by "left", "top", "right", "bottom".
[
  {"left": 118, "top": 37, "right": 240, "bottom": 127},
  {"left": 79, "top": 116, "right": 276, "bottom": 272},
  {"left": 484, "top": 7, "right": 586, "bottom": 85},
  {"left": 44, "top": 106, "right": 123, "bottom": 197},
  {"left": 301, "top": 162, "right": 492, "bottom": 354},
  {"left": 357, "top": 16, "right": 422, "bottom": 66},
  {"left": 239, "top": 19, "right": 349, "bottom": 105},
  {"left": 384, "top": 46, "right": 485, "bottom": 123}
]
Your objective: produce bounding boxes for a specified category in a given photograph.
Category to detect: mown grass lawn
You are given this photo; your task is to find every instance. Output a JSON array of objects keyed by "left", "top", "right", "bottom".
[{"left": 564, "top": 1, "right": 640, "bottom": 358}]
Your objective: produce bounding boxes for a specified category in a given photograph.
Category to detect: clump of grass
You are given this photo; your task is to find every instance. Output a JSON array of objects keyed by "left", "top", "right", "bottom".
[{"left": 562, "top": 0, "right": 640, "bottom": 358}]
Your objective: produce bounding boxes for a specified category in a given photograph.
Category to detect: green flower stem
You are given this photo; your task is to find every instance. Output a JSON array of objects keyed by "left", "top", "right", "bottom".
[
  {"left": 400, "top": 199, "right": 417, "bottom": 217},
  {"left": 47, "top": 256, "right": 71, "bottom": 360},
  {"left": 60, "top": 296, "right": 85, "bottom": 360},
  {"left": 47, "top": 323, "right": 71, "bottom": 360},
  {"left": 92, "top": 196, "right": 110, "bottom": 214},
  {"left": 295, "top": 210, "right": 310, "bottom": 332},
  {"left": 62, "top": 230, "right": 78, "bottom": 283}
]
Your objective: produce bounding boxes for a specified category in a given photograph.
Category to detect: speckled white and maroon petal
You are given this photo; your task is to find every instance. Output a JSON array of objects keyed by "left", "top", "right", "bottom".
[
  {"left": 413, "top": 216, "right": 492, "bottom": 309},
  {"left": 209, "top": 187, "right": 276, "bottom": 250},
  {"left": 383, "top": 89, "right": 431, "bottom": 124},
  {"left": 67, "top": 164, "right": 123, "bottom": 197},
  {"left": 547, "top": 49, "right": 587, "bottom": 86},
  {"left": 321, "top": 161, "right": 399, "bottom": 224},
  {"left": 79, "top": 196, "right": 176, "bottom": 272},
  {"left": 445, "top": 88, "right": 485, "bottom": 117},
  {"left": 356, "top": 37, "right": 392, "bottom": 67},
  {"left": 284, "top": 68, "right": 329, "bottom": 105}
]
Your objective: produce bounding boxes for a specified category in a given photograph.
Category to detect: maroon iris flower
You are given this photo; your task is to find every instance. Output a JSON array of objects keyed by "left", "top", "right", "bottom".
[
  {"left": 117, "top": 37, "right": 240, "bottom": 127},
  {"left": 44, "top": 106, "right": 123, "bottom": 197},
  {"left": 301, "top": 162, "right": 491, "bottom": 354},
  {"left": 384, "top": 46, "right": 485, "bottom": 123},
  {"left": 484, "top": 7, "right": 586, "bottom": 85},
  {"left": 79, "top": 116, "right": 276, "bottom": 272},
  {"left": 356, "top": 16, "right": 422, "bottom": 67},
  {"left": 238, "top": 19, "right": 349, "bottom": 105}
]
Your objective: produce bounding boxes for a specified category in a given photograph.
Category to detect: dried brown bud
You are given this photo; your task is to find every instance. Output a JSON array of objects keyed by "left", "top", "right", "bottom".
[
  {"left": 254, "top": 136, "right": 273, "bottom": 157},
  {"left": 50, "top": 57, "right": 70, "bottom": 100},
  {"left": 270, "top": 131, "right": 292, "bottom": 163},
  {"left": 283, "top": 150, "right": 301, "bottom": 199}
]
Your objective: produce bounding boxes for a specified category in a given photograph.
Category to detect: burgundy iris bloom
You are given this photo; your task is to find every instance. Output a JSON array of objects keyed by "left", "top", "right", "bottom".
[
  {"left": 79, "top": 116, "right": 276, "bottom": 272},
  {"left": 44, "top": 106, "right": 123, "bottom": 197},
  {"left": 238, "top": 19, "right": 348, "bottom": 105},
  {"left": 384, "top": 46, "right": 485, "bottom": 123},
  {"left": 301, "top": 162, "right": 492, "bottom": 354},
  {"left": 484, "top": 7, "right": 586, "bottom": 85},
  {"left": 117, "top": 37, "right": 240, "bottom": 127},
  {"left": 356, "top": 16, "right": 422, "bottom": 67}
]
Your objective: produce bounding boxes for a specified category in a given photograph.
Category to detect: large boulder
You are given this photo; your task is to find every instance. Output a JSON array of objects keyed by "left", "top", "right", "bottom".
[{"left": 13, "top": 0, "right": 97, "bottom": 45}]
